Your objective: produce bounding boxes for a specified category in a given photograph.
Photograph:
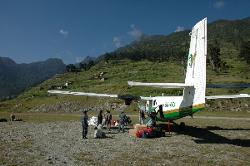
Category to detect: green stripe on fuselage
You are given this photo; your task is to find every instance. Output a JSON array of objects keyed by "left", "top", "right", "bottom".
[{"left": 157, "top": 106, "right": 205, "bottom": 121}]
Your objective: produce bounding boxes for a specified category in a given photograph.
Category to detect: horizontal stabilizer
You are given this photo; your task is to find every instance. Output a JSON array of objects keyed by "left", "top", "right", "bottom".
[
  {"left": 206, "top": 94, "right": 250, "bottom": 100},
  {"left": 128, "top": 81, "right": 193, "bottom": 88},
  {"left": 48, "top": 90, "right": 118, "bottom": 98}
]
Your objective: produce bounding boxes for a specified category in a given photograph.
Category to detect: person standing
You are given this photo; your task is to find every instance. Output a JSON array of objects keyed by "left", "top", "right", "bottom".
[
  {"left": 81, "top": 110, "right": 89, "bottom": 139},
  {"left": 158, "top": 105, "right": 164, "bottom": 120},
  {"left": 146, "top": 112, "right": 157, "bottom": 127},
  {"left": 97, "top": 110, "right": 103, "bottom": 126},
  {"left": 105, "top": 110, "right": 112, "bottom": 132},
  {"left": 10, "top": 114, "right": 16, "bottom": 121},
  {"left": 139, "top": 109, "right": 145, "bottom": 124},
  {"left": 102, "top": 111, "right": 107, "bottom": 126},
  {"left": 118, "top": 111, "right": 127, "bottom": 133}
]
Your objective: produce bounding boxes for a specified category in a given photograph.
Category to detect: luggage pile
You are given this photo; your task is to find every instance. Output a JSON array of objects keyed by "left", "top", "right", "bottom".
[{"left": 129, "top": 124, "right": 165, "bottom": 138}]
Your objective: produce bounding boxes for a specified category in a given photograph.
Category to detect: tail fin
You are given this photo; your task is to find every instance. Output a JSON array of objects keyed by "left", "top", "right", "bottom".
[
  {"left": 183, "top": 18, "right": 207, "bottom": 105},
  {"left": 127, "top": 18, "right": 207, "bottom": 106}
]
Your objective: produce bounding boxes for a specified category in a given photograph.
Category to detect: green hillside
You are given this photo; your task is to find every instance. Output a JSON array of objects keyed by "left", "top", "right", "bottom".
[
  {"left": 0, "top": 59, "right": 249, "bottom": 113},
  {"left": 0, "top": 17, "right": 250, "bottom": 113},
  {"left": 99, "top": 17, "right": 250, "bottom": 63}
]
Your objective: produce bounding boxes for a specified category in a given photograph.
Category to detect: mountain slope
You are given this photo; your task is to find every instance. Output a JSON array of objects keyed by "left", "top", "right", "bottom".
[
  {"left": 0, "top": 59, "right": 249, "bottom": 113},
  {"left": 0, "top": 57, "right": 66, "bottom": 100},
  {"left": 99, "top": 17, "right": 250, "bottom": 63},
  {"left": 0, "top": 17, "right": 249, "bottom": 112}
]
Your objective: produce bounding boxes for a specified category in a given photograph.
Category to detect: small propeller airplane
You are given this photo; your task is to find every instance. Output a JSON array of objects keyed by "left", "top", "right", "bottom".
[{"left": 48, "top": 18, "right": 250, "bottom": 124}]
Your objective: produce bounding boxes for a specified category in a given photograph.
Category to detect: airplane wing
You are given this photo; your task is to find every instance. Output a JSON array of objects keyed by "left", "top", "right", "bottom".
[
  {"left": 206, "top": 94, "right": 250, "bottom": 100},
  {"left": 128, "top": 81, "right": 193, "bottom": 88},
  {"left": 48, "top": 90, "right": 144, "bottom": 105},
  {"left": 48, "top": 90, "right": 118, "bottom": 98}
]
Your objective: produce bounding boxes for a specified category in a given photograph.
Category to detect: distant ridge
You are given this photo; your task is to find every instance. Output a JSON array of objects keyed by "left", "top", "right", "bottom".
[
  {"left": 98, "top": 17, "right": 250, "bottom": 62},
  {"left": 0, "top": 57, "right": 16, "bottom": 66},
  {"left": 0, "top": 57, "right": 66, "bottom": 100}
]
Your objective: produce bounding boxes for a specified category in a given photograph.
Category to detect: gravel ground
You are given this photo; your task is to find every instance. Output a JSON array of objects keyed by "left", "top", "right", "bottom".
[{"left": 0, "top": 120, "right": 250, "bottom": 166}]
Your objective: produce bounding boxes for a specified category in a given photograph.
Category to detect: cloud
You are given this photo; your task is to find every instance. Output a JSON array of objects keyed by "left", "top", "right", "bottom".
[
  {"left": 175, "top": 26, "right": 185, "bottom": 32},
  {"left": 112, "top": 24, "right": 143, "bottom": 48},
  {"left": 127, "top": 24, "right": 143, "bottom": 39},
  {"left": 213, "top": 0, "right": 225, "bottom": 9},
  {"left": 75, "top": 57, "right": 84, "bottom": 63},
  {"left": 113, "top": 36, "right": 122, "bottom": 48},
  {"left": 59, "top": 29, "right": 69, "bottom": 37}
]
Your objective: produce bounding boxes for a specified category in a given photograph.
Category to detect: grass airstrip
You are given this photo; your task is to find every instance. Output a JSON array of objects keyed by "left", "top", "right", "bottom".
[{"left": 1, "top": 110, "right": 250, "bottom": 166}]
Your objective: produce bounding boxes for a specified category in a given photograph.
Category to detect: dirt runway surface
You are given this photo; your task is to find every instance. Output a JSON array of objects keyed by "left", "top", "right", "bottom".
[{"left": 1, "top": 119, "right": 250, "bottom": 166}]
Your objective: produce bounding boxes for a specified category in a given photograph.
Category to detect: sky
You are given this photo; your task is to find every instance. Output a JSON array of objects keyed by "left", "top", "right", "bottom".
[{"left": 0, "top": 0, "right": 249, "bottom": 64}]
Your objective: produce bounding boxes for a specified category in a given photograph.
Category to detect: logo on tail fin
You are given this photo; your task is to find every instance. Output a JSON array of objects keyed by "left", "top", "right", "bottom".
[
  {"left": 188, "top": 53, "right": 193, "bottom": 67},
  {"left": 188, "top": 53, "right": 196, "bottom": 68}
]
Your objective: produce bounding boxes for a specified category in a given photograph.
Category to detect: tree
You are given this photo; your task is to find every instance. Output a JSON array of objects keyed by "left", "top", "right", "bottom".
[
  {"left": 66, "top": 64, "right": 76, "bottom": 72},
  {"left": 79, "top": 63, "right": 87, "bottom": 71},
  {"left": 240, "top": 40, "right": 250, "bottom": 65},
  {"left": 87, "top": 60, "right": 95, "bottom": 69},
  {"left": 208, "top": 40, "right": 223, "bottom": 72}
]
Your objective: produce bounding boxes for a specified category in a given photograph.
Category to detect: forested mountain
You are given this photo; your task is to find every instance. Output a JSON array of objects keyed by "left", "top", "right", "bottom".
[
  {"left": 0, "top": 57, "right": 66, "bottom": 100},
  {"left": 99, "top": 17, "right": 250, "bottom": 66}
]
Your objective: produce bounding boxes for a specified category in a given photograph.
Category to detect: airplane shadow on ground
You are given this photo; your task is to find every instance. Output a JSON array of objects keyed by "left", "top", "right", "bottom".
[{"left": 176, "top": 125, "right": 250, "bottom": 147}]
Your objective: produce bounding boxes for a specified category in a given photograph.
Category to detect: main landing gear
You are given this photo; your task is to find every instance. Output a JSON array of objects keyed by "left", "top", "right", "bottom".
[
  {"left": 166, "top": 121, "right": 186, "bottom": 132},
  {"left": 158, "top": 121, "right": 186, "bottom": 135}
]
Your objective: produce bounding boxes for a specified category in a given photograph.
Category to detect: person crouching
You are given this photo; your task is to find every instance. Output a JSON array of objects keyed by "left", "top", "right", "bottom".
[{"left": 94, "top": 124, "right": 106, "bottom": 138}]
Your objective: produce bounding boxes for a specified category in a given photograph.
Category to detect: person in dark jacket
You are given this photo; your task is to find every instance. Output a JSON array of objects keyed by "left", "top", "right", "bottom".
[
  {"left": 118, "top": 111, "right": 127, "bottom": 133},
  {"left": 97, "top": 110, "right": 103, "bottom": 126},
  {"left": 81, "top": 110, "right": 88, "bottom": 139},
  {"left": 146, "top": 112, "right": 157, "bottom": 127},
  {"left": 105, "top": 110, "right": 112, "bottom": 132},
  {"left": 139, "top": 109, "right": 145, "bottom": 124}
]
